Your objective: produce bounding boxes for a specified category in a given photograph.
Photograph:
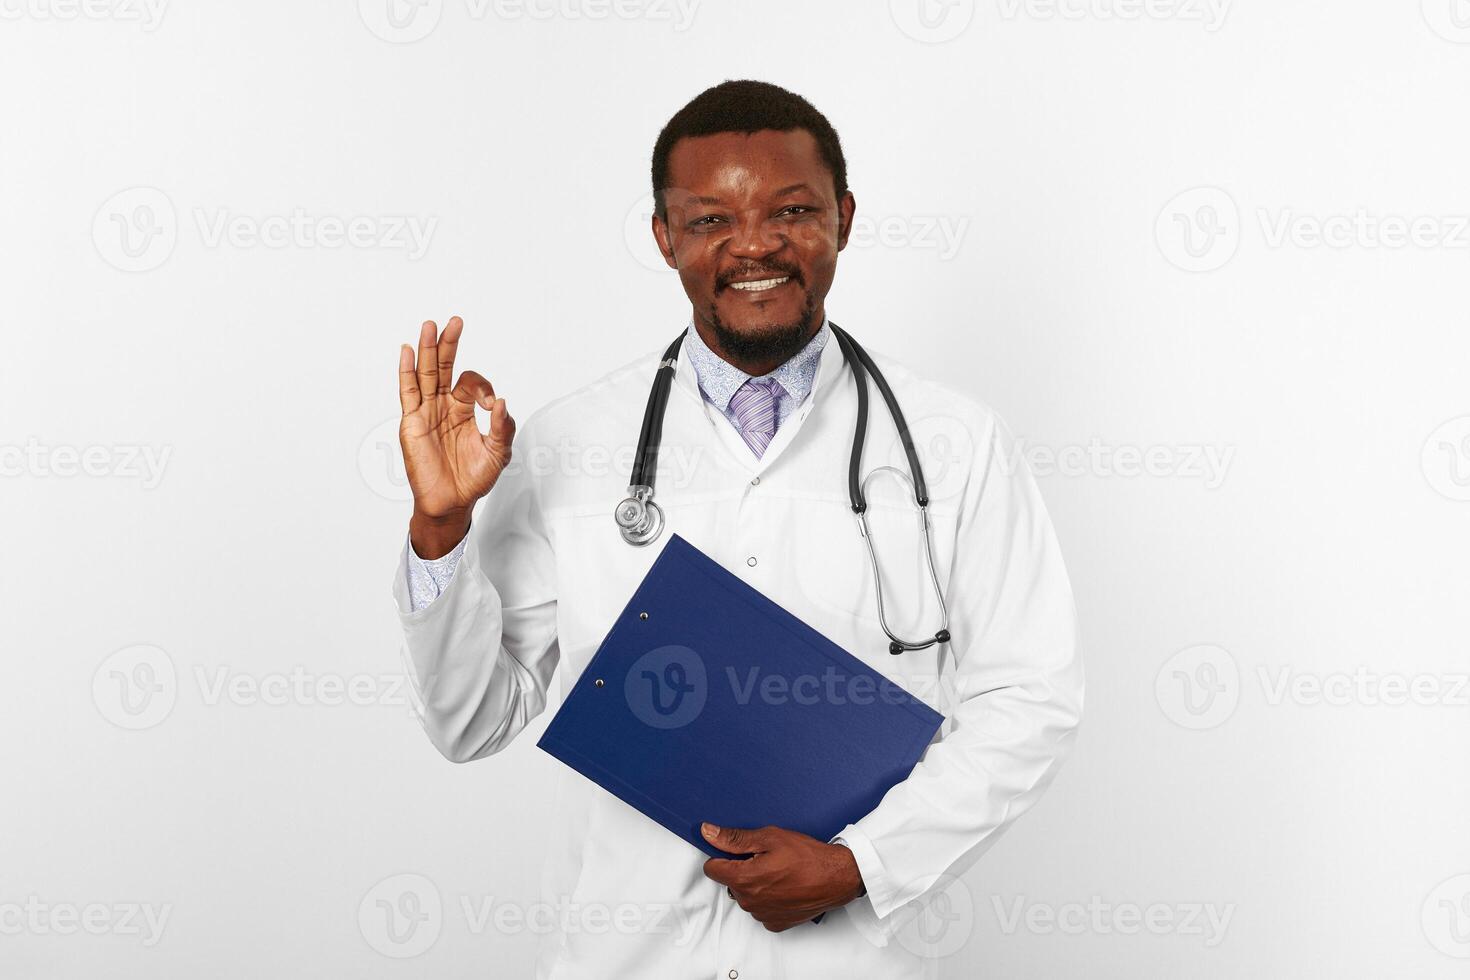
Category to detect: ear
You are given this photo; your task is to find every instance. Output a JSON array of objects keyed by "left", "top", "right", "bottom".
[
  {"left": 836, "top": 191, "right": 856, "bottom": 252},
  {"left": 651, "top": 209, "right": 678, "bottom": 270}
]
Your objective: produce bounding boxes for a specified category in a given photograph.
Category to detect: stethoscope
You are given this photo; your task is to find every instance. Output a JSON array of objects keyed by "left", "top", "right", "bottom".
[{"left": 613, "top": 322, "right": 951, "bottom": 655}]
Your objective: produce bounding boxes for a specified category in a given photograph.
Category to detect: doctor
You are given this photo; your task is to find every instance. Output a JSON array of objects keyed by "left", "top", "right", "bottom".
[{"left": 391, "top": 80, "right": 1082, "bottom": 979}]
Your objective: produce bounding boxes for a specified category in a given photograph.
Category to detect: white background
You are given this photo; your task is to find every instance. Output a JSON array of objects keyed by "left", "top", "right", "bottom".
[{"left": 3, "top": 0, "right": 1469, "bottom": 976}]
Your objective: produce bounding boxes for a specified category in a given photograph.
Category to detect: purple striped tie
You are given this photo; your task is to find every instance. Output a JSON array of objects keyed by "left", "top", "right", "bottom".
[{"left": 729, "top": 376, "right": 785, "bottom": 457}]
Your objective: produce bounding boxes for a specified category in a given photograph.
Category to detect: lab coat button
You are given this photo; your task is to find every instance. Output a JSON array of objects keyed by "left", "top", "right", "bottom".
[
  {"left": 729, "top": 972, "right": 738, "bottom": 979},
  {"left": 750, "top": 476, "right": 760, "bottom": 486},
  {"left": 746, "top": 556, "right": 757, "bottom": 567}
]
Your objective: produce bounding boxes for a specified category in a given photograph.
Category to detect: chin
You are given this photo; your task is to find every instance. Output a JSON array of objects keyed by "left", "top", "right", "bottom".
[
  {"left": 707, "top": 293, "right": 818, "bottom": 364},
  {"left": 721, "top": 314, "right": 790, "bottom": 337}
]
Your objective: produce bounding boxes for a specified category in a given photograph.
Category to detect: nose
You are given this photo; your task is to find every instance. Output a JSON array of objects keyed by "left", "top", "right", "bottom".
[{"left": 726, "top": 210, "right": 784, "bottom": 260}]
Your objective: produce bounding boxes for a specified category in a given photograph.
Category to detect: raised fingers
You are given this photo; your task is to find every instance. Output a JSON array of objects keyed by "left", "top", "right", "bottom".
[
  {"left": 437, "top": 316, "right": 463, "bottom": 393},
  {"left": 416, "top": 320, "right": 439, "bottom": 398}
]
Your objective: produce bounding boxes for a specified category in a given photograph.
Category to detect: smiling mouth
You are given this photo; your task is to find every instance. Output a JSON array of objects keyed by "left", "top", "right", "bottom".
[{"left": 727, "top": 276, "right": 791, "bottom": 293}]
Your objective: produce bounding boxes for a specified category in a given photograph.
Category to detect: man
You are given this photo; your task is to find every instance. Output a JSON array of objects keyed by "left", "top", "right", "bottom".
[{"left": 392, "top": 80, "right": 1082, "bottom": 978}]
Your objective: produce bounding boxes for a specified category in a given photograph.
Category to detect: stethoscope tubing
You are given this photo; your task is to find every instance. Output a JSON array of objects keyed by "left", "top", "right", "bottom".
[
  {"left": 630, "top": 334, "right": 686, "bottom": 489},
  {"left": 830, "top": 323, "right": 929, "bottom": 510}
]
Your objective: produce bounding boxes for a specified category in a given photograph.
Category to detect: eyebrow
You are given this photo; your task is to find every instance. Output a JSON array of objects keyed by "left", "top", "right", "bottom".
[{"left": 689, "top": 183, "right": 817, "bottom": 206}]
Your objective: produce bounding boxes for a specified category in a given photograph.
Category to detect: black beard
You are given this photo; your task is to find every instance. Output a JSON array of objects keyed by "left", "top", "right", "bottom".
[{"left": 706, "top": 289, "right": 818, "bottom": 367}]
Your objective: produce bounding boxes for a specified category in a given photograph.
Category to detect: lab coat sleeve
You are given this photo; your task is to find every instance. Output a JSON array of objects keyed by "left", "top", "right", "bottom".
[
  {"left": 831, "top": 408, "right": 1083, "bottom": 936},
  {"left": 389, "top": 414, "right": 560, "bottom": 764}
]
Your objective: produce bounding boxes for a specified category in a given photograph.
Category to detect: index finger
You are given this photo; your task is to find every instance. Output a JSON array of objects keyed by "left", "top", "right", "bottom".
[{"left": 702, "top": 857, "right": 755, "bottom": 888}]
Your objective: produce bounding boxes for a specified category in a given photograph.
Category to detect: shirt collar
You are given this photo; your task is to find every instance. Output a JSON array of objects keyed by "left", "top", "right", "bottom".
[{"left": 682, "top": 315, "right": 832, "bottom": 412}]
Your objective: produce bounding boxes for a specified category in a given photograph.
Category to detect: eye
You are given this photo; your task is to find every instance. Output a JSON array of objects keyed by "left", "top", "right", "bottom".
[
  {"left": 779, "top": 206, "right": 814, "bottom": 217},
  {"left": 689, "top": 215, "right": 726, "bottom": 228}
]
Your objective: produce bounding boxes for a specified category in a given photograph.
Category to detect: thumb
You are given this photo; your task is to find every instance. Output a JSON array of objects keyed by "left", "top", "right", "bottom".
[
  {"left": 487, "top": 397, "right": 516, "bottom": 448},
  {"left": 702, "top": 822, "right": 771, "bottom": 855}
]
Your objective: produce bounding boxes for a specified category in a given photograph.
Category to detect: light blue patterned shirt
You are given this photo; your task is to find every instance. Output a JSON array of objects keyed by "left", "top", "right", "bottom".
[
  {"left": 404, "top": 317, "right": 832, "bottom": 609},
  {"left": 682, "top": 316, "right": 831, "bottom": 433}
]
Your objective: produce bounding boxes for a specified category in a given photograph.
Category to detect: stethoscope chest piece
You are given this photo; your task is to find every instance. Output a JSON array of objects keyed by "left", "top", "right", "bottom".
[{"left": 615, "top": 484, "right": 664, "bottom": 546}]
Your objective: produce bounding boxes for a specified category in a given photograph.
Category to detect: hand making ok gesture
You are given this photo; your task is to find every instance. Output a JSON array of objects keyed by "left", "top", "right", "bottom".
[{"left": 398, "top": 316, "right": 516, "bottom": 557}]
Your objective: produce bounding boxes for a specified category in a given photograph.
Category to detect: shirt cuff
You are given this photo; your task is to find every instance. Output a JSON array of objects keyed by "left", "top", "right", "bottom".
[
  {"left": 403, "top": 530, "right": 469, "bottom": 611},
  {"left": 832, "top": 824, "right": 888, "bottom": 910},
  {"left": 829, "top": 836, "right": 867, "bottom": 897},
  {"left": 829, "top": 830, "right": 892, "bottom": 947}
]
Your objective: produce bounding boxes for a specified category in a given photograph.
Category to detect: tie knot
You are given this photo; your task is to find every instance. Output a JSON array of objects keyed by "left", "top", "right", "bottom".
[{"left": 728, "top": 375, "right": 784, "bottom": 458}]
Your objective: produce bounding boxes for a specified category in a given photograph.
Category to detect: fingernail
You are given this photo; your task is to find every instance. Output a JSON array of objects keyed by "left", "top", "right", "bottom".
[{"left": 701, "top": 822, "right": 717, "bottom": 839}]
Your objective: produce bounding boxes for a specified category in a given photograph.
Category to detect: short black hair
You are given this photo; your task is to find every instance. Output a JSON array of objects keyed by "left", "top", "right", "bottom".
[{"left": 650, "top": 79, "right": 848, "bottom": 220}]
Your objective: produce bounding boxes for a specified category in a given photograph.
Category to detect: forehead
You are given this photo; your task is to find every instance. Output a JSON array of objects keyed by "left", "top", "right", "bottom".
[{"left": 664, "top": 129, "right": 833, "bottom": 202}]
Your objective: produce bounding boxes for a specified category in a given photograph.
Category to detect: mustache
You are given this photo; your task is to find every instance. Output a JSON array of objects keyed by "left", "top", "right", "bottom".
[{"left": 715, "top": 263, "right": 804, "bottom": 292}]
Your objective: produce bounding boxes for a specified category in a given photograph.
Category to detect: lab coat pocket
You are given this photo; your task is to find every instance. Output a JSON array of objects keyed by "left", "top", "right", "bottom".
[
  {"left": 549, "top": 509, "right": 663, "bottom": 678},
  {"left": 789, "top": 497, "right": 884, "bottom": 633},
  {"left": 794, "top": 492, "right": 955, "bottom": 657}
]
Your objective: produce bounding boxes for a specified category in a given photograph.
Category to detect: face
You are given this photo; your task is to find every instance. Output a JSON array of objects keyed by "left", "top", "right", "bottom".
[{"left": 653, "top": 128, "right": 855, "bottom": 370}]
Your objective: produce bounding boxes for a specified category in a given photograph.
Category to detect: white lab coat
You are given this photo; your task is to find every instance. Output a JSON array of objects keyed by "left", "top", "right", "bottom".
[{"left": 391, "top": 329, "right": 1083, "bottom": 979}]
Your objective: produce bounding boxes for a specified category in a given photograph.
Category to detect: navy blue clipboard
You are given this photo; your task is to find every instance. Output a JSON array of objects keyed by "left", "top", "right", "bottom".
[{"left": 536, "top": 533, "right": 945, "bottom": 865}]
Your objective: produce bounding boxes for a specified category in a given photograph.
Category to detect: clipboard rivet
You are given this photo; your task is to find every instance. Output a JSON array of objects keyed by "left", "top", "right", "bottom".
[
  {"left": 639, "top": 612, "right": 649, "bottom": 620},
  {"left": 594, "top": 678, "right": 604, "bottom": 687}
]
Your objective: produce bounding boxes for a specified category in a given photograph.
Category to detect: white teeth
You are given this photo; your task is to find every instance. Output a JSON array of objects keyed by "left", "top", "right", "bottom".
[{"left": 729, "top": 277, "right": 789, "bottom": 292}]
